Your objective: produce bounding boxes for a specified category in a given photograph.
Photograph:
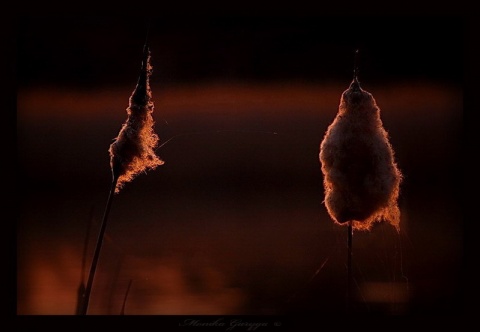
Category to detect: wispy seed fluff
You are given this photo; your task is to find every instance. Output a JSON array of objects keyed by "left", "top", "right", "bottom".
[
  {"left": 109, "top": 45, "right": 164, "bottom": 193},
  {"left": 319, "top": 78, "right": 402, "bottom": 231}
]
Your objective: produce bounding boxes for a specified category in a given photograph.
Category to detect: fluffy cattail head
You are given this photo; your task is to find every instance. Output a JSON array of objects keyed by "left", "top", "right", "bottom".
[
  {"left": 109, "top": 45, "right": 164, "bottom": 193},
  {"left": 319, "top": 78, "right": 402, "bottom": 231}
]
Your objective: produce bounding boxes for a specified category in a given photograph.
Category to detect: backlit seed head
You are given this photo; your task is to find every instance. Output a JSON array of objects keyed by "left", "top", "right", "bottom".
[
  {"left": 319, "top": 78, "right": 402, "bottom": 231},
  {"left": 109, "top": 46, "right": 164, "bottom": 193}
]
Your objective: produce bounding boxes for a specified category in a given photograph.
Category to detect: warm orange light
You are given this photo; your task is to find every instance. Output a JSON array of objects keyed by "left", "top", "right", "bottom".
[{"left": 17, "top": 82, "right": 460, "bottom": 121}]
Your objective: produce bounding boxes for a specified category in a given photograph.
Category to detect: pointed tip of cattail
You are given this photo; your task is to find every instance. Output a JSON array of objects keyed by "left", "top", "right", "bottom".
[
  {"left": 130, "top": 44, "right": 152, "bottom": 107},
  {"left": 142, "top": 42, "right": 150, "bottom": 70},
  {"left": 349, "top": 49, "right": 361, "bottom": 91}
]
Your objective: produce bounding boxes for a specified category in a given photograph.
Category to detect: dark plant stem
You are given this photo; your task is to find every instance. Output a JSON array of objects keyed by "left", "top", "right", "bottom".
[
  {"left": 79, "top": 176, "right": 118, "bottom": 315},
  {"left": 120, "top": 279, "right": 133, "bottom": 315},
  {"left": 347, "top": 220, "right": 353, "bottom": 313},
  {"left": 75, "top": 206, "right": 95, "bottom": 315}
]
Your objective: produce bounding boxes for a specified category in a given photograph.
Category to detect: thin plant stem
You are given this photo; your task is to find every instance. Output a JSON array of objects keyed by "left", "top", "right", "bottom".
[
  {"left": 79, "top": 175, "right": 119, "bottom": 315},
  {"left": 120, "top": 279, "right": 133, "bottom": 315},
  {"left": 347, "top": 220, "right": 353, "bottom": 313},
  {"left": 75, "top": 206, "right": 95, "bottom": 315}
]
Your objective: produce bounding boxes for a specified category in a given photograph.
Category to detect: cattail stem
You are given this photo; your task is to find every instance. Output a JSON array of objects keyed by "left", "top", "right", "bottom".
[
  {"left": 75, "top": 207, "right": 95, "bottom": 314},
  {"left": 120, "top": 279, "right": 133, "bottom": 315},
  {"left": 79, "top": 175, "right": 119, "bottom": 315},
  {"left": 347, "top": 220, "right": 353, "bottom": 313}
]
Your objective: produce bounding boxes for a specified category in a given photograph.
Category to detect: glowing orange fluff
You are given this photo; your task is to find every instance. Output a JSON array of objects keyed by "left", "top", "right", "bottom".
[
  {"left": 109, "top": 46, "right": 164, "bottom": 193},
  {"left": 319, "top": 78, "right": 402, "bottom": 231}
]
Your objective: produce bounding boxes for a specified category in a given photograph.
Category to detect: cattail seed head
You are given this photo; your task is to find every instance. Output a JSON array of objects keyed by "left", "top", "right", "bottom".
[
  {"left": 109, "top": 46, "right": 164, "bottom": 193},
  {"left": 319, "top": 79, "right": 402, "bottom": 231}
]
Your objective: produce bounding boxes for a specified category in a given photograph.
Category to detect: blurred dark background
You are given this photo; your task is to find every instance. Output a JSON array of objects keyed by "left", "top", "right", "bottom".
[
  {"left": 17, "top": 16, "right": 463, "bottom": 316},
  {"left": 18, "top": 16, "right": 462, "bottom": 87}
]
